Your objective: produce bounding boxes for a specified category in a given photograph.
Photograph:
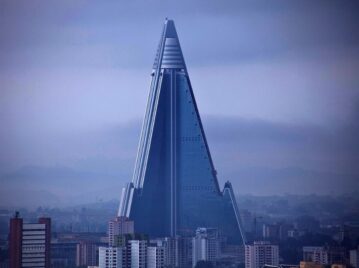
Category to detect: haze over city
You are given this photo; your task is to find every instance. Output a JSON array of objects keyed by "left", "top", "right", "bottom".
[
  {"left": 1, "top": 2, "right": 359, "bottom": 268},
  {"left": 1, "top": 1, "right": 359, "bottom": 208}
]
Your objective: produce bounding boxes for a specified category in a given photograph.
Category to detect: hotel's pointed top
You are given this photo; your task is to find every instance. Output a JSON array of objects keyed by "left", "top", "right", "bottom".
[
  {"left": 163, "top": 19, "right": 178, "bottom": 38},
  {"left": 153, "top": 19, "right": 186, "bottom": 70}
]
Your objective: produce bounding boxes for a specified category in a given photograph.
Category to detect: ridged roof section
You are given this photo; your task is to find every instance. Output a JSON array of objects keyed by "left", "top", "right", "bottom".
[{"left": 153, "top": 19, "right": 186, "bottom": 70}]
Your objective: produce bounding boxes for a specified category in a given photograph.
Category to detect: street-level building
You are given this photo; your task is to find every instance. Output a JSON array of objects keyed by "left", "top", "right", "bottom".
[
  {"left": 245, "top": 241, "right": 279, "bottom": 268},
  {"left": 9, "top": 212, "right": 51, "bottom": 268}
]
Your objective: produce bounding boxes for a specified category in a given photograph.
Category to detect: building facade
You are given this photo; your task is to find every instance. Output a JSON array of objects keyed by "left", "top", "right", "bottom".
[
  {"left": 350, "top": 247, "right": 359, "bottom": 268},
  {"left": 108, "top": 217, "right": 134, "bottom": 247},
  {"left": 262, "top": 224, "right": 280, "bottom": 240},
  {"left": 147, "top": 245, "right": 165, "bottom": 268},
  {"left": 99, "top": 247, "right": 122, "bottom": 268},
  {"left": 245, "top": 241, "right": 279, "bottom": 268},
  {"left": 303, "top": 247, "right": 329, "bottom": 265},
  {"left": 150, "top": 236, "right": 192, "bottom": 268},
  {"left": 9, "top": 213, "right": 51, "bottom": 268},
  {"left": 118, "top": 19, "right": 245, "bottom": 245},
  {"left": 9, "top": 214, "right": 22, "bottom": 268},
  {"left": 300, "top": 261, "right": 325, "bottom": 268},
  {"left": 303, "top": 246, "right": 346, "bottom": 265},
  {"left": 192, "top": 228, "right": 220, "bottom": 268},
  {"left": 76, "top": 241, "right": 105, "bottom": 267},
  {"left": 51, "top": 241, "right": 77, "bottom": 268},
  {"left": 128, "top": 240, "right": 147, "bottom": 268}
]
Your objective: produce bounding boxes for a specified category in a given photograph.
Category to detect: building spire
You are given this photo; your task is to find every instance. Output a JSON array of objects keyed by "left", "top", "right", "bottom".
[{"left": 152, "top": 19, "right": 186, "bottom": 70}]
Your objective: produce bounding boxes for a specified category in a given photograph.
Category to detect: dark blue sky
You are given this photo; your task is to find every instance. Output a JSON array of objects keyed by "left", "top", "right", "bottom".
[{"left": 0, "top": 1, "right": 358, "bottom": 207}]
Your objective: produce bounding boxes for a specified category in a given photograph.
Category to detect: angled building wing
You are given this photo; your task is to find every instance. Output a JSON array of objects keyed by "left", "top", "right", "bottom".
[{"left": 119, "top": 19, "right": 246, "bottom": 245}]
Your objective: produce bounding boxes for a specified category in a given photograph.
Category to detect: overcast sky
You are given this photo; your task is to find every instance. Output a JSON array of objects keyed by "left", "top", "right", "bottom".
[{"left": 0, "top": 1, "right": 358, "bottom": 204}]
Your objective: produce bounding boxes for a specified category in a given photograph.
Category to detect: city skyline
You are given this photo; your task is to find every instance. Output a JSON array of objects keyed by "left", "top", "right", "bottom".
[
  {"left": 1, "top": 2, "right": 358, "bottom": 268},
  {"left": 0, "top": 1, "right": 359, "bottom": 207}
]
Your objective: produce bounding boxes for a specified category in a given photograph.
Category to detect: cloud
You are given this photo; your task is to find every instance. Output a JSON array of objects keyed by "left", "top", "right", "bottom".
[
  {"left": 1, "top": 1, "right": 358, "bottom": 71},
  {"left": 1, "top": 114, "right": 358, "bottom": 207},
  {"left": 0, "top": 1, "right": 358, "bottom": 203},
  {"left": 202, "top": 115, "right": 359, "bottom": 183}
]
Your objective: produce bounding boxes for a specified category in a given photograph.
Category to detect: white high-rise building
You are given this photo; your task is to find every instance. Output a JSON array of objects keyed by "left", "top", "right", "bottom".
[
  {"left": 245, "top": 241, "right": 279, "bottom": 268},
  {"left": 147, "top": 245, "right": 165, "bottom": 268},
  {"left": 99, "top": 247, "right": 123, "bottom": 268},
  {"left": 192, "top": 228, "right": 220, "bottom": 268},
  {"left": 129, "top": 240, "right": 147, "bottom": 268}
]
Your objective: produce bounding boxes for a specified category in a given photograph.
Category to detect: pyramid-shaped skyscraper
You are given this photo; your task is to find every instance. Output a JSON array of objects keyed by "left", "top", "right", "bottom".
[{"left": 119, "top": 19, "right": 245, "bottom": 245}]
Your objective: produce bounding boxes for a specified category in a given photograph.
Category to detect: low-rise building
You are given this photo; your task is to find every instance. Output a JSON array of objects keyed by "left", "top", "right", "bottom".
[
  {"left": 245, "top": 241, "right": 279, "bottom": 268},
  {"left": 303, "top": 246, "right": 346, "bottom": 265},
  {"left": 98, "top": 247, "right": 122, "bottom": 268},
  {"left": 147, "top": 245, "right": 165, "bottom": 268},
  {"left": 192, "top": 228, "right": 220, "bottom": 268},
  {"left": 300, "top": 261, "right": 324, "bottom": 268},
  {"left": 350, "top": 247, "right": 359, "bottom": 268}
]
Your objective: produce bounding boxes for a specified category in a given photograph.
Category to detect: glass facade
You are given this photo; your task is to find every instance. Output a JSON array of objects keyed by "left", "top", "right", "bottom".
[{"left": 119, "top": 19, "right": 245, "bottom": 245}]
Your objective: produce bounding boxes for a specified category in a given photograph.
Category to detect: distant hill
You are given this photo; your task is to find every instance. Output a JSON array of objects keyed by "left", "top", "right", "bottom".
[
  {"left": 0, "top": 164, "right": 357, "bottom": 209},
  {"left": 0, "top": 165, "right": 128, "bottom": 208}
]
